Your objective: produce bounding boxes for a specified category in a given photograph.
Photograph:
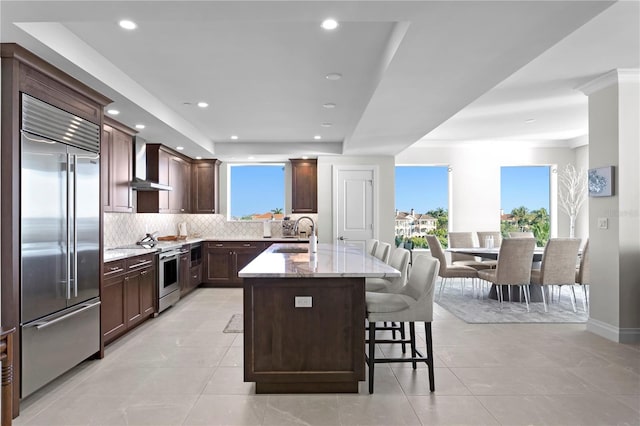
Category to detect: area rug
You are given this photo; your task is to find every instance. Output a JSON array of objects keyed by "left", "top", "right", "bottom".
[
  {"left": 223, "top": 314, "right": 244, "bottom": 333},
  {"left": 435, "top": 282, "right": 588, "bottom": 324}
]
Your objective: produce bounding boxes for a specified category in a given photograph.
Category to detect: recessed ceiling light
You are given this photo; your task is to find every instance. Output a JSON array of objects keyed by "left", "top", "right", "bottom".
[
  {"left": 195, "top": 156, "right": 202, "bottom": 160},
  {"left": 135, "top": 124, "right": 145, "bottom": 129},
  {"left": 176, "top": 146, "right": 184, "bottom": 151},
  {"left": 302, "top": 156, "right": 309, "bottom": 160},
  {"left": 322, "top": 103, "right": 336, "bottom": 109},
  {"left": 314, "top": 135, "right": 322, "bottom": 140},
  {"left": 248, "top": 156, "right": 255, "bottom": 160},
  {"left": 525, "top": 118, "right": 536, "bottom": 123},
  {"left": 321, "top": 19, "right": 339, "bottom": 30},
  {"left": 197, "top": 102, "right": 208, "bottom": 108},
  {"left": 231, "top": 135, "right": 239, "bottom": 140},
  {"left": 119, "top": 20, "right": 137, "bottom": 30},
  {"left": 321, "top": 122, "right": 333, "bottom": 127},
  {"left": 325, "top": 73, "right": 342, "bottom": 81},
  {"left": 107, "top": 109, "right": 119, "bottom": 115}
]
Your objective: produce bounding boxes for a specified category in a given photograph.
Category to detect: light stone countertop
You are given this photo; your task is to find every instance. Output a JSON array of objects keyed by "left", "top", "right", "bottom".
[
  {"left": 104, "top": 237, "right": 310, "bottom": 262},
  {"left": 238, "top": 242, "right": 401, "bottom": 278}
]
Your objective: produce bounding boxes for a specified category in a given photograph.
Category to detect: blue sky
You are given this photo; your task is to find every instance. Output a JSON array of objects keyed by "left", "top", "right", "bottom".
[
  {"left": 500, "top": 166, "right": 550, "bottom": 212},
  {"left": 230, "top": 165, "right": 284, "bottom": 218},
  {"left": 395, "top": 166, "right": 449, "bottom": 213},
  {"left": 395, "top": 165, "right": 550, "bottom": 214}
]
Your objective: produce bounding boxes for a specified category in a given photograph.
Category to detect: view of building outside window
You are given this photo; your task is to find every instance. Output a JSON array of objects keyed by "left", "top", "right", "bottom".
[
  {"left": 500, "top": 166, "right": 551, "bottom": 246},
  {"left": 395, "top": 166, "right": 449, "bottom": 248},
  {"left": 230, "top": 164, "right": 285, "bottom": 220}
]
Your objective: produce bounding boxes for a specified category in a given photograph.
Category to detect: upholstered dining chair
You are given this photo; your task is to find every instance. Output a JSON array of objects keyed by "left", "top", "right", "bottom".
[
  {"left": 448, "top": 232, "right": 492, "bottom": 271},
  {"left": 477, "top": 231, "right": 502, "bottom": 248},
  {"left": 509, "top": 231, "right": 535, "bottom": 238},
  {"left": 425, "top": 235, "right": 478, "bottom": 299},
  {"left": 373, "top": 242, "right": 391, "bottom": 263},
  {"left": 575, "top": 238, "right": 590, "bottom": 312},
  {"left": 477, "top": 238, "right": 536, "bottom": 310},
  {"left": 475, "top": 231, "right": 502, "bottom": 268},
  {"left": 365, "top": 254, "right": 439, "bottom": 394},
  {"left": 530, "top": 238, "right": 582, "bottom": 312},
  {"left": 366, "top": 239, "right": 379, "bottom": 256}
]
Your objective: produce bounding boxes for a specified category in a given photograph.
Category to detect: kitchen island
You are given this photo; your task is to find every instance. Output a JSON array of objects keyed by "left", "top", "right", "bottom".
[{"left": 239, "top": 242, "right": 399, "bottom": 393}]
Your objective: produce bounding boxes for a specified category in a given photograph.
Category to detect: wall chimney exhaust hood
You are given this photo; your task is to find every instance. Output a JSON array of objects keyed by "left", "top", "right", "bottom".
[{"left": 131, "top": 137, "right": 172, "bottom": 191}]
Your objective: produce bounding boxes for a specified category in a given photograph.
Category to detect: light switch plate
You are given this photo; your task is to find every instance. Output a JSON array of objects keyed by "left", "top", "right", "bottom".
[
  {"left": 295, "top": 296, "right": 312, "bottom": 308},
  {"left": 598, "top": 217, "right": 608, "bottom": 229}
]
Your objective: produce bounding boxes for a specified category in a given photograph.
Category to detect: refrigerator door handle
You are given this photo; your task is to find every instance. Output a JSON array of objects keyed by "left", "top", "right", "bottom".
[
  {"left": 72, "top": 154, "right": 78, "bottom": 298},
  {"left": 30, "top": 301, "right": 101, "bottom": 330},
  {"left": 66, "top": 153, "right": 72, "bottom": 300}
]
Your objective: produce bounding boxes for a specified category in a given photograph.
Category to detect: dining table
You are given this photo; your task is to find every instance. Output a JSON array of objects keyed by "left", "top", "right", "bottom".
[{"left": 447, "top": 247, "right": 546, "bottom": 262}]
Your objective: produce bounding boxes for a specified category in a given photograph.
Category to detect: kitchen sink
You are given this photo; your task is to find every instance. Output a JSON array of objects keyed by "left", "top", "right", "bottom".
[{"left": 272, "top": 247, "right": 309, "bottom": 253}]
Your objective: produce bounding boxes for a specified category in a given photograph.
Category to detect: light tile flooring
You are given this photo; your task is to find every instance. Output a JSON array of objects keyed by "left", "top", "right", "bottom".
[{"left": 15, "top": 288, "right": 640, "bottom": 426}]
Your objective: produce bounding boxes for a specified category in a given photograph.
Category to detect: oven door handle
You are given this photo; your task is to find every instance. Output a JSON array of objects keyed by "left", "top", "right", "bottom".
[{"left": 159, "top": 253, "right": 179, "bottom": 261}]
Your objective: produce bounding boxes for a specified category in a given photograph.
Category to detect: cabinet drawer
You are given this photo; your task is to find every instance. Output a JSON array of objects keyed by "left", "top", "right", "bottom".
[
  {"left": 126, "top": 254, "right": 155, "bottom": 271},
  {"left": 206, "top": 241, "right": 262, "bottom": 249},
  {"left": 190, "top": 265, "right": 202, "bottom": 287},
  {"left": 103, "top": 260, "right": 125, "bottom": 277}
]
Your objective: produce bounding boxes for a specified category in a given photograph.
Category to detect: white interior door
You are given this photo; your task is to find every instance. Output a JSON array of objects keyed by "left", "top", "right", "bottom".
[{"left": 333, "top": 166, "right": 376, "bottom": 250}]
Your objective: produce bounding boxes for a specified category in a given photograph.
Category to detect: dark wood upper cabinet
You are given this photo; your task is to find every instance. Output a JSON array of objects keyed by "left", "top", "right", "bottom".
[
  {"left": 168, "top": 155, "right": 190, "bottom": 213},
  {"left": 290, "top": 159, "right": 317, "bottom": 213},
  {"left": 102, "top": 118, "right": 135, "bottom": 213},
  {"left": 191, "top": 160, "right": 220, "bottom": 214},
  {"left": 137, "top": 144, "right": 191, "bottom": 213}
]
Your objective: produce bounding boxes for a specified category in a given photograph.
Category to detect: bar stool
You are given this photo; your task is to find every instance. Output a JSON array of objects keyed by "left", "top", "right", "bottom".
[{"left": 365, "top": 255, "right": 439, "bottom": 394}]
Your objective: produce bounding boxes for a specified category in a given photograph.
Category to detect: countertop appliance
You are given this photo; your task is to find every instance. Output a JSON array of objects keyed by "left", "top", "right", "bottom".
[
  {"left": 20, "top": 94, "right": 101, "bottom": 397},
  {"left": 158, "top": 246, "right": 181, "bottom": 313}
]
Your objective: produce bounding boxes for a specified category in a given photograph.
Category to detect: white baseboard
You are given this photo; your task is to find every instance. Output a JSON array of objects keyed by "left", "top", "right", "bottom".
[{"left": 587, "top": 318, "right": 640, "bottom": 343}]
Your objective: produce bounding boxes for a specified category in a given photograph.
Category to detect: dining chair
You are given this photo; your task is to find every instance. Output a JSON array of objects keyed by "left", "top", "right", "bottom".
[
  {"left": 365, "top": 254, "right": 439, "bottom": 394},
  {"left": 476, "top": 231, "right": 502, "bottom": 268},
  {"left": 508, "top": 231, "right": 535, "bottom": 238},
  {"left": 477, "top": 231, "right": 502, "bottom": 248},
  {"left": 373, "top": 242, "right": 391, "bottom": 263},
  {"left": 448, "top": 232, "right": 492, "bottom": 271},
  {"left": 477, "top": 238, "right": 536, "bottom": 310},
  {"left": 425, "top": 235, "right": 478, "bottom": 299},
  {"left": 575, "top": 238, "right": 590, "bottom": 312},
  {"left": 530, "top": 238, "right": 581, "bottom": 312},
  {"left": 366, "top": 239, "right": 379, "bottom": 256}
]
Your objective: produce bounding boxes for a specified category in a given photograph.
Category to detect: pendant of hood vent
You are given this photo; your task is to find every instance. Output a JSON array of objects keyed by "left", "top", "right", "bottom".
[{"left": 130, "top": 177, "right": 173, "bottom": 191}]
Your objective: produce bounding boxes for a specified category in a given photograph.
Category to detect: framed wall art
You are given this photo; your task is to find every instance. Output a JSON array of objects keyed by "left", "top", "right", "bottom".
[{"left": 588, "top": 166, "right": 615, "bottom": 197}]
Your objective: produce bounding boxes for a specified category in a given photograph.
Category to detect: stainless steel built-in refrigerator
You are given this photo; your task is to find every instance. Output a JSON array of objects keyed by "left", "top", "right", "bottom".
[{"left": 20, "top": 94, "right": 101, "bottom": 397}]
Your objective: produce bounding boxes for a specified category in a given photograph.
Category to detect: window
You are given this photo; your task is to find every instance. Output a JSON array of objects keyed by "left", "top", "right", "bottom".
[
  {"left": 230, "top": 164, "right": 285, "bottom": 220},
  {"left": 500, "top": 166, "right": 550, "bottom": 245},
  {"left": 394, "top": 166, "right": 449, "bottom": 248}
]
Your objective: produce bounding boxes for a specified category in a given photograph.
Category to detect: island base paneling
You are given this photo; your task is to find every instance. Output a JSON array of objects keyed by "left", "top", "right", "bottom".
[{"left": 243, "top": 277, "right": 365, "bottom": 393}]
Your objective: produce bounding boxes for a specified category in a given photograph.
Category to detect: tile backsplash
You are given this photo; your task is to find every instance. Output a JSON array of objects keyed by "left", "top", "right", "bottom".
[{"left": 104, "top": 213, "right": 318, "bottom": 247}]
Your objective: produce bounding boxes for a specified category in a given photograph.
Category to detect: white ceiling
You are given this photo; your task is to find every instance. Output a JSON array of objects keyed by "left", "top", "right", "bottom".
[{"left": 1, "top": 1, "right": 638, "bottom": 161}]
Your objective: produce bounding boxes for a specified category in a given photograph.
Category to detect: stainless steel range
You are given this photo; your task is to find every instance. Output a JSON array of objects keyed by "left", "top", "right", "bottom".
[{"left": 157, "top": 246, "right": 181, "bottom": 313}]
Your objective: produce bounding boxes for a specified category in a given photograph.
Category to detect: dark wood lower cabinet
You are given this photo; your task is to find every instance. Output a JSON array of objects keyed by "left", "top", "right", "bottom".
[
  {"left": 102, "top": 254, "right": 156, "bottom": 345},
  {"left": 244, "top": 277, "right": 365, "bottom": 393},
  {"left": 102, "top": 274, "right": 126, "bottom": 342},
  {"left": 203, "top": 242, "right": 266, "bottom": 287}
]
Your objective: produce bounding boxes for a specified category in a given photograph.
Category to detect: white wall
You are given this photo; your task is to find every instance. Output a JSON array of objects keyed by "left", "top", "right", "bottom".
[
  {"left": 317, "top": 155, "right": 396, "bottom": 246},
  {"left": 395, "top": 142, "right": 585, "bottom": 239},
  {"left": 574, "top": 144, "right": 590, "bottom": 238},
  {"left": 579, "top": 70, "right": 640, "bottom": 343}
]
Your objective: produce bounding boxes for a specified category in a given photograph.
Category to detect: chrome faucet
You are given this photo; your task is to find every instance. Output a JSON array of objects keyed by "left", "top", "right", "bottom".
[{"left": 293, "top": 216, "right": 316, "bottom": 237}]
